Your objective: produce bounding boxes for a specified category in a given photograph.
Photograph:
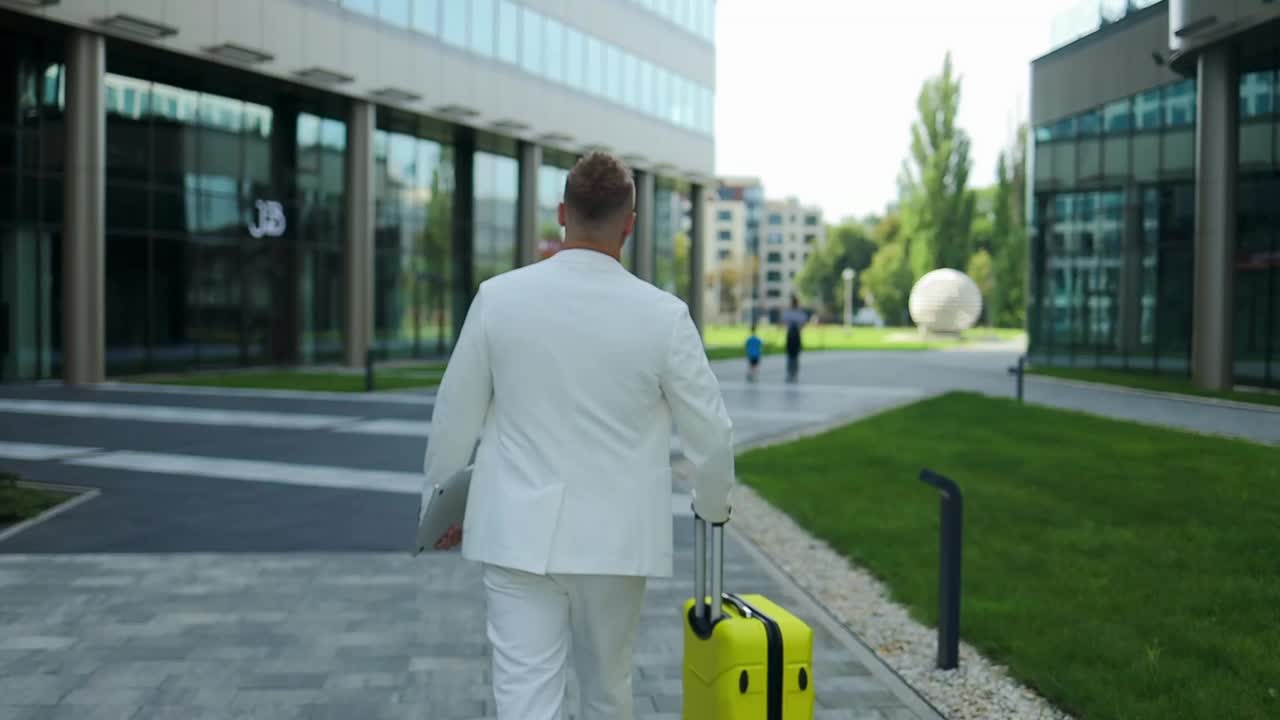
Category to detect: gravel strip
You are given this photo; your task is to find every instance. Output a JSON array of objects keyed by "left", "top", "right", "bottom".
[{"left": 729, "top": 482, "right": 1073, "bottom": 720}]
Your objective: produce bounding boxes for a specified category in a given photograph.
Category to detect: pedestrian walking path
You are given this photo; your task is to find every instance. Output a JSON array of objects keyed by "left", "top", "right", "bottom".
[{"left": 0, "top": 379, "right": 939, "bottom": 720}]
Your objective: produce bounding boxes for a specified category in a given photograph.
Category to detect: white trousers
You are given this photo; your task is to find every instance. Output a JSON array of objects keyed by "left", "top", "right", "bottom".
[{"left": 483, "top": 564, "right": 647, "bottom": 720}]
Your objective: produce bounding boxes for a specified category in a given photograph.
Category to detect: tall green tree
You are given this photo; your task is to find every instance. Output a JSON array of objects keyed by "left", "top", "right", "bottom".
[
  {"left": 991, "top": 126, "right": 1028, "bottom": 328},
  {"left": 861, "top": 241, "right": 914, "bottom": 326},
  {"left": 900, "top": 53, "right": 975, "bottom": 278},
  {"left": 966, "top": 249, "right": 994, "bottom": 326},
  {"left": 795, "top": 221, "right": 878, "bottom": 316}
]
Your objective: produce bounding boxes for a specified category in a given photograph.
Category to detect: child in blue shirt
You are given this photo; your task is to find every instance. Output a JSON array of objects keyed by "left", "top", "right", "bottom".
[{"left": 745, "top": 325, "right": 763, "bottom": 383}]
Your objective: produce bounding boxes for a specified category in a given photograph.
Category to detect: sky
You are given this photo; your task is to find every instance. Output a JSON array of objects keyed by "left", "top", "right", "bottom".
[{"left": 714, "top": 0, "right": 1083, "bottom": 222}]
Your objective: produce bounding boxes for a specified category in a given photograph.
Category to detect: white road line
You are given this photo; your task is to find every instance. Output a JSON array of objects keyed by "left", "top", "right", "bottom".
[
  {"left": 0, "top": 399, "right": 355, "bottom": 431},
  {"left": 716, "top": 382, "right": 925, "bottom": 397},
  {"left": 726, "top": 408, "right": 830, "bottom": 424},
  {"left": 93, "top": 382, "right": 436, "bottom": 405},
  {"left": 335, "top": 419, "right": 433, "bottom": 437},
  {"left": 0, "top": 441, "right": 101, "bottom": 461},
  {"left": 68, "top": 451, "right": 423, "bottom": 495}
]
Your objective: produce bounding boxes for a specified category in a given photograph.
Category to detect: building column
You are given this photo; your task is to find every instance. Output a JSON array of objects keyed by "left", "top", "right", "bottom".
[
  {"left": 62, "top": 30, "right": 105, "bottom": 385},
  {"left": 1191, "top": 44, "right": 1238, "bottom": 391},
  {"left": 689, "top": 183, "right": 707, "bottom": 333},
  {"left": 1117, "top": 182, "right": 1143, "bottom": 356},
  {"left": 451, "top": 127, "right": 476, "bottom": 343},
  {"left": 343, "top": 101, "right": 375, "bottom": 367},
  {"left": 517, "top": 141, "right": 542, "bottom": 267},
  {"left": 634, "top": 170, "right": 655, "bottom": 281}
]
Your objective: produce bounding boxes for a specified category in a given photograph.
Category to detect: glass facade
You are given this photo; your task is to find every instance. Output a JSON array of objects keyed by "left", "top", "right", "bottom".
[
  {"left": 653, "top": 178, "right": 692, "bottom": 303},
  {"left": 98, "top": 53, "right": 349, "bottom": 375},
  {"left": 0, "top": 30, "right": 63, "bottom": 382},
  {"left": 1032, "top": 69, "right": 1280, "bottom": 388},
  {"left": 536, "top": 149, "right": 573, "bottom": 261},
  {"left": 333, "top": 0, "right": 714, "bottom": 136},
  {"left": 373, "top": 111, "right": 455, "bottom": 358},
  {"left": 472, "top": 136, "right": 518, "bottom": 290}
]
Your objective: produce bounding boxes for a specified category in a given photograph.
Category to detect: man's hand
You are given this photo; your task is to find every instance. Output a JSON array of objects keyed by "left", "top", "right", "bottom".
[{"left": 434, "top": 523, "right": 463, "bottom": 551}]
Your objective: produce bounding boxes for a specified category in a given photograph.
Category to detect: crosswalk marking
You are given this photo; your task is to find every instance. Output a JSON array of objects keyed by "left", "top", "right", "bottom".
[
  {"left": 0, "top": 399, "right": 356, "bottom": 431},
  {"left": 0, "top": 441, "right": 101, "bottom": 461}
]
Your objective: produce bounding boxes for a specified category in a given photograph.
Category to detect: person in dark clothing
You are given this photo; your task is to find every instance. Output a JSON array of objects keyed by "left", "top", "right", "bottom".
[{"left": 781, "top": 296, "right": 807, "bottom": 383}]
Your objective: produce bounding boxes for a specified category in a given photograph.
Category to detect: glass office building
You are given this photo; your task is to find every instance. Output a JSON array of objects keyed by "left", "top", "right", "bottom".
[
  {"left": 1, "top": 0, "right": 715, "bottom": 383},
  {"left": 1029, "top": 0, "right": 1280, "bottom": 389}
]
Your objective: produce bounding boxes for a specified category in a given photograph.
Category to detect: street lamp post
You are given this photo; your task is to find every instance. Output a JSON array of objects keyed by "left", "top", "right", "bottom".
[{"left": 842, "top": 267, "right": 856, "bottom": 328}]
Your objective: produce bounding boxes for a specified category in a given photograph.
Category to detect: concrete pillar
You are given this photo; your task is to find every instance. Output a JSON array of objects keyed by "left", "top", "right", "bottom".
[
  {"left": 1117, "top": 182, "right": 1143, "bottom": 357},
  {"left": 343, "top": 101, "right": 375, "bottom": 367},
  {"left": 1191, "top": 44, "right": 1238, "bottom": 391},
  {"left": 451, "top": 127, "right": 476, "bottom": 343},
  {"left": 62, "top": 30, "right": 105, "bottom": 385},
  {"left": 689, "top": 184, "right": 707, "bottom": 333},
  {"left": 634, "top": 171, "right": 655, "bottom": 281},
  {"left": 517, "top": 141, "right": 542, "bottom": 267}
]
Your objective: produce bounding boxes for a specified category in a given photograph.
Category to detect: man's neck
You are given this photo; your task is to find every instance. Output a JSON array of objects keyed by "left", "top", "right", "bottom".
[{"left": 560, "top": 240, "right": 620, "bottom": 261}]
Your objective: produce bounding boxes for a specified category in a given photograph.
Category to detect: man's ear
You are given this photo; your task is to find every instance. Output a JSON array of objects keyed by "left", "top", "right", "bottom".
[
  {"left": 558, "top": 202, "right": 568, "bottom": 227},
  {"left": 622, "top": 211, "right": 637, "bottom": 238}
]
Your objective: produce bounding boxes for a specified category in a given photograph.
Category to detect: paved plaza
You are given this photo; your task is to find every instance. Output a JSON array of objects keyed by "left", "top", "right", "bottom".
[{"left": 0, "top": 361, "right": 939, "bottom": 720}]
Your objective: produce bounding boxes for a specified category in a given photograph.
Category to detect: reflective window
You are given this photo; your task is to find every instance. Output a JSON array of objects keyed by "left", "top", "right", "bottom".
[
  {"left": 639, "top": 61, "right": 655, "bottom": 115},
  {"left": 344, "top": 0, "right": 375, "bottom": 16},
  {"left": 543, "top": 17, "right": 564, "bottom": 83},
  {"left": 537, "top": 163, "right": 570, "bottom": 259},
  {"left": 1135, "top": 88, "right": 1162, "bottom": 130},
  {"left": 623, "top": 52, "right": 639, "bottom": 110},
  {"left": 521, "top": 7, "right": 543, "bottom": 76},
  {"left": 1077, "top": 109, "right": 1101, "bottom": 136},
  {"left": 1164, "top": 80, "right": 1196, "bottom": 128},
  {"left": 497, "top": 0, "right": 519, "bottom": 64},
  {"left": 1103, "top": 98, "right": 1131, "bottom": 134},
  {"left": 380, "top": 0, "right": 411, "bottom": 27},
  {"left": 442, "top": 0, "right": 467, "bottom": 48},
  {"left": 586, "top": 36, "right": 604, "bottom": 97},
  {"left": 470, "top": 0, "right": 495, "bottom": 57},
  {"left": 605, "top": 45, "right": 623, "bottom": 104},
  {"left": 412, "top": 0, "right": 439, "bottom": 35},
  {"left": 1240, "top": 71, "right": 1274, "bottom": 118},
  {"left": 565, "top": 27, "right": 585, "bottom": 91},
  {"left": 473, "top": 150, "right": 519, "bottom": 287}
]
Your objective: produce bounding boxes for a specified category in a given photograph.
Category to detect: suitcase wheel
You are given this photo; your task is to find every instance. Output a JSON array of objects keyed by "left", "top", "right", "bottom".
[
  {"left": 799, "top": 667, "right": 809, "bottom": 691},
  {"left": 738, "top": 670, "right": 749, "bottom": 694}
]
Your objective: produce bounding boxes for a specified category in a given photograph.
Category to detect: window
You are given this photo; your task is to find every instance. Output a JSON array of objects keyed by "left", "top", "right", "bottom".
[
  {"left": 717, "top": 210, "right": 732, "bottom": 221},
  {"left": 768, "top": 213, "right": 782, "bottom": 225},
  {"left": 1164, "top": 80, "right": 1196, "bottom": 128},
  {"left": 1240, "top": 71, "right": 1274, "bottom": 118},
  {"left": 605, "top": 45, "right": 623, "bottom": 104},
  {"left": 1052, "top": 115, "right": 1076, "bottom": 140},
  {"left": 717, "top": 249, "right": 731, "bottom": 260},
  {"left": 412, "top": 0, "right": 439, "bottom": 35},
  {"left": 1077, "top": 109, "right": 1101, "bottom": 136},
  {"left": 1035, "top": 125, "right": 1053, "bottom": 142},
  {"left": 521, "top": 7, "right": 542, "bottom": 76},
  {"left": 470, "top": 0, "right": 495, "bottom": 56},
  {"left": 543, "top": 17, "right": 564, "bottom": 82},
  {"left": 442, "top": 0, "right": 467, "bottom": 47},
  {"left": 1135, "top": 88, "right": 1162, "bottom": 130},
  {"left": 766, "top": 252, "right": 782, "bottom": 263},
  {"left": 717, "top": 230, "right": 732, "bottom": 241},
  {"left": 344, "top": 0, "right": 375, "bottom": 16},
  {"left": 496, "top": 1, "right": 518, "bottom": 64},
  {"left": 380, "top": 0, "right": 411, "bottom": 27},
  {"left": 766, "top": 289, "right": 782, "bottom": 298},
  {"left": 767, "top": 232, "right": 783, "bottom": 245},
  {"left": 586, "top": 37, "right": 604, "bottom": 96},
  {"left": 766, "top": 271, "right": 782, "bottom": 282},
  {"left": 804, "top": 215, "right": 819, "bottom": 226},
  {"left": 565, "top": 27, "right": 585, "bottom": 91},
  {"left": 623, "top": 52, "right": 639, "bottom": 110},
  {"left": 640, "top": 62, "right": 655, "bottom": 116},
  {"left": 804, "top": 233, "right": 816, "bottom": 244},
  {"left": 1103, "top": 98, "right": 1132, "bottom": 134},
  {"left": 789, "top": 252, "right": 796, "bottom": 261},
  {"left": 789, "top": 271, "right": 796, "bottom": 279},
  {"left": 654, "top": 67, "right": 669, "bottom": 120}
]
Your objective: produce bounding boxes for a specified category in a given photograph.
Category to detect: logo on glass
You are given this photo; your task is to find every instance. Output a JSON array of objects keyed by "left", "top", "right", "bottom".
[{"left": 248, "top": 200, "right": 287, "bottom": 239}]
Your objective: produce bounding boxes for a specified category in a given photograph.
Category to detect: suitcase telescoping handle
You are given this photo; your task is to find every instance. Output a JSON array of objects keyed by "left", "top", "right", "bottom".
[{"left": 693, "top": 514, "right": 725, "bottom": 625}]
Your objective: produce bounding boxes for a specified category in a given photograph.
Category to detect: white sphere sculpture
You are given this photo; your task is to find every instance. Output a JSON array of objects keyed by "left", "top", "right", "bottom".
[{"left": 908, "top": 269, "right": 983, "bottom": 333}]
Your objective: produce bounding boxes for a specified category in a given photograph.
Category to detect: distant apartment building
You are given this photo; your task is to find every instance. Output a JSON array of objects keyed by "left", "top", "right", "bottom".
[
  {"left": 715, "top": 177, "right": 764, "bottom": 320},
  {"left": 703, "top": 199, "right": 749, "bottom": 324},
  {"left": 759, "top": 198, "right": 824, "bottom": 322}
]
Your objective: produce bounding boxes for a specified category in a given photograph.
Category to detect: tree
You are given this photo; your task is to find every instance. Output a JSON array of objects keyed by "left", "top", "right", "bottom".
[
  {"left": 899, "top": 53, "right": 976, "bottom": 278},
  {"left": 966, "top": 249, "right": 994, "bottom": 326},
  {"left": 991, "top": 126, "right": 1028, "bottom": 328},
  {"left": 795, "top": 221, "right": 878, "bottom": 317},
  {"left": 707, "top": 255, "right": 744, "bottom": 320},
  {"left": 861, "top": 242, "right": 914, "bottom": 326}
]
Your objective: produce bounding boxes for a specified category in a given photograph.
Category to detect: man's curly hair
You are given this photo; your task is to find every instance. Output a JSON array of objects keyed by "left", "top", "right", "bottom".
[{"left": 564, "top": 151, "right": 635, "bottom": 225}]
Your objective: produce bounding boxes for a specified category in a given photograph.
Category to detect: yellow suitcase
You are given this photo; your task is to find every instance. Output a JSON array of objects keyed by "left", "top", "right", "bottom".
[{"left": 682, "top": 516, "right": 815, "bottom": 719}]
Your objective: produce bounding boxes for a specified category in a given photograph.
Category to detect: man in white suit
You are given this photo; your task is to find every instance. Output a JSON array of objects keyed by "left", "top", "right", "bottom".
[{"left": 422, "top": 152, "right": 735, "bottom": 720}]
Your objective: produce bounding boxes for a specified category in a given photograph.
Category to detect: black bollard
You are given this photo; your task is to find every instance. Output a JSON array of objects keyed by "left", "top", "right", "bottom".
[
  {"left": 365, "top": 348, "right": 375, "bottom": 393},
  {"left": 1007, "top": 355, "right": 1026, "bottom": 402},
  {"left": 919, "top": 469, "right": 963, "bottom": 670}
]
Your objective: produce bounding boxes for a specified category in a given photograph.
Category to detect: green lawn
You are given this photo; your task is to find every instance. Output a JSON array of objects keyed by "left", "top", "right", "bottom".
[
  {"left": 703, "top": 325, "right": 1023, "bottom": 359},
  {"left": 0, "top": 473, "right": 71, "bottom": 526},
  {"left": 1030, "top": 366, "right": 1280, "bottom": 408},
  {"left": 136, "top": 363, "right": 446, "bottom": 393},
  {"left": 737, "top": 393, "right": 1279, "bottom": 720}
]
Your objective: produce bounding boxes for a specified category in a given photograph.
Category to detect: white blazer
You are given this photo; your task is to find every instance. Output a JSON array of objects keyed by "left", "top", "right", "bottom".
[{"left": 421, "top": 248, "right": 735, "bottom": 578}]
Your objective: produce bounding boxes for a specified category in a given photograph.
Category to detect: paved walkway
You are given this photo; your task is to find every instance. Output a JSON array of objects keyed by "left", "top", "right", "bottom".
[{"left": 0, "top": 377, "right": 938, "bottom": 720}]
